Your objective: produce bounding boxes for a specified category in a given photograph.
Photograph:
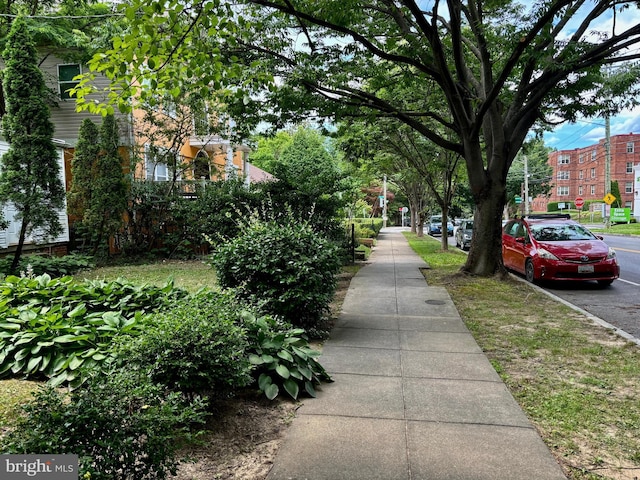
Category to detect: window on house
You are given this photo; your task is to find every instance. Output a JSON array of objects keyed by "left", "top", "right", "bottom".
[
  {"left": 625, "top": 201, "right": 633, "bottom": 209},
  {"left": 557, "top": 186, "right": 569, "bottom": 196},
  {"left": 578, "top": 186, "right": 583, "bottom": 195},
  {"left": 627, "top": 162, "right": 634, "bottom": 174},
  {"left": 591, "top": 150, "right": 597, "bottom": 160},
  {"left": 558, "top": 154, "right": 570, "bottom": 164},
  {"left": 626, "top": 182, "right": 633, "bottom": 194},
  {"left": 590, "top": 185, "right": 596, "bottom": 195},
  {"left": 591, "top": 168, "right": 596, "bottom": 178},
  {"left": 58, "top": 64, "right": 81, "bottom": 99},
  {"left": 627, "top": 142, "right": 634, "bottom": 153},
  {"left": 579, "top": 170, "right": 584, "bottom": 179},
  {"left": 145, "top": 144, "right": 176, "bottom": 181},
  {"left": 578, "top": 154, "right": 584, "bottom": 163},
  {"left": 557, "top": 171, "right": 570, "bottom": 180}
]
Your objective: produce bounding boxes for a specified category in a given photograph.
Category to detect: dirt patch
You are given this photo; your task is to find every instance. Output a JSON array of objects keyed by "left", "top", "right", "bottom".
[{"left": 172, "top": 266, "right": 360, "bottom": 480}]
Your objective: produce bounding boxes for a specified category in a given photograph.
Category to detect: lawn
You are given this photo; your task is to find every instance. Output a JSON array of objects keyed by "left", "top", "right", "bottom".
[
  {"left": 404, "top": 233, "right": 640, "bottom": 480},
  {"left": 78, "top": 259, "right": 217, "bottom": 292}
]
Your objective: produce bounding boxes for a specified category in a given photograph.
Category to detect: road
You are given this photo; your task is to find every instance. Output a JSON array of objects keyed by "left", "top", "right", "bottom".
[{"left": 447, "top": 229, "right": 640, "bottom": 341}]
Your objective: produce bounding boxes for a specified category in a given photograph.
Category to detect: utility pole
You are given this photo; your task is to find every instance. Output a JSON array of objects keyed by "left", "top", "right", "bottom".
[
  {"left": 605, "top": 114, "right": 611, "bottom": 227},
  {"left": 382, "top": 174, "right": 387, "bottom": 228},
  {"left": 524, "top": 155, "right": 530, "bottom": 215}
]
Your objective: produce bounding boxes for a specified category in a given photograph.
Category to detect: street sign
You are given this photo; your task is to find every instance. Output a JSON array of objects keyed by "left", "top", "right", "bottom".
[
  {"left": 574, "top": 197, "right": 584, "bottom": 209},
  {"left": 514, "top": 195, "right": 522, "bottom": 204},
  {"left": 603, "top": 193, "right": 616, "bottom": 205}
]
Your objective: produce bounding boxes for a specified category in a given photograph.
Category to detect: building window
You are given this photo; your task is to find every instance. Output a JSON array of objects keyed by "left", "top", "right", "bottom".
[
  {"left": 591, "top": 150, "right": 596, "bottom": 160},
  {"left": 625, "top": 201, "right": 633, "bottom": 209},
  {"left": 627, "top": 162, "right": 634, "bottom": 174},
  {"left": 579, "top": 170, "right": 584, "bottom": 179},
  {"left": 578, "top": 186, "right": 583, "bottom": 195},
  {"left": 558, "top": 154, "right": 570, "bottom": 164},
  {"left": 145, "top": 144, "right": 176, "bottom": 181},
  {"left": 557, "top": 171, "right": 570, "bottom": 180},
  {"left": 591, "top": 168, "right": 596, "bottom": 178},
  {"left": 627, "top": 142, "right": 634, "bottom": 153},
  {"left": 590, "top": 185, "right": 596, "bottom": 195},
  {"left": 193, "top": 151, "right": 211, "bottom": 180},
  {"left": 626, "top": 182, "right": 633, "bottom": 194},
  {"left": 557, "top": 186, "right": 569, "bottom": 196},
  {"left": 578, "top": 154, "right": 584, "bottom": 163},
  {"left": 58, "top": 64, "right": 81, "bottom": 99}
]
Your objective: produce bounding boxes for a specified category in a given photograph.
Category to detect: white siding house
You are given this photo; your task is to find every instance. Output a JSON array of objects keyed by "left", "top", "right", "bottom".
[{"left": 0, "top": 140, "right": 70, "bottom": 249}]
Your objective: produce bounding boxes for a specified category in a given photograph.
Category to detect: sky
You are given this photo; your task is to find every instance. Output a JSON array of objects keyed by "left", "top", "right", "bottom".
[
  {"left": 540, "top": 2, "right": 640, "bottom": 152},
  {"left": 543, "top": 106, "right": 640, "bottom": 151}
]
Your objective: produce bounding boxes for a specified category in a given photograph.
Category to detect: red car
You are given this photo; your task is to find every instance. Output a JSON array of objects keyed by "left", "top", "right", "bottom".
[{"left": 502, "top": 214, "right": 620, "bottom": 286}]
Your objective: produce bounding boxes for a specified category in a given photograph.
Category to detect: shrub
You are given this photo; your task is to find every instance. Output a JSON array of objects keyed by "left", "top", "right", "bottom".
[
  {"left": 242, "top": 312, "right": 332, "bottom": 400},
  {"left": 209, "top": 214, "right": 342, "bottom": 331},
  {"left": 1, "top": 369, "right": 207, "bottom": 480},
  {"left": 0, "top": 254, "right": 94, "bottom": 278},
  {"left": 116, "top": 291, "right": 252, "bottom": 398}
]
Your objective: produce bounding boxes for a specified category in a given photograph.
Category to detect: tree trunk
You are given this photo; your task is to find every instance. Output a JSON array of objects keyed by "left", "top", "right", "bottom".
[
  {"left": 462, "top": 186, "right": 509, "bottom": 277},
  {"left": 440, "top": 204, "right": 449, "bottom": 250},
  {"left": 10, "top": 217, "right": 29, "bottom": 274}
]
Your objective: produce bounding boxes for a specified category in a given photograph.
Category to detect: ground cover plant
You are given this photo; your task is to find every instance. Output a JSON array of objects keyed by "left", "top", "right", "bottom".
[
  {"left": 404, "top": 232, "right": 640, "bottom": 480},
  {"left": 0, "top": 274, "right": 188, "bottom": 386}
]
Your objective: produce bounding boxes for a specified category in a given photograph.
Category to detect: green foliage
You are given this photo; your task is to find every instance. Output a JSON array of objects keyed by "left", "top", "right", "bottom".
[
  {"left": 610, "top": 181, "right": 622, "bottom": 208},
  {"left": 0, "top": 254, "right": 94, "bottom": 278},
  {"left": 1, "top": 369, "right": 207, "bottom": 480},
  {"left": 210, "top": 213, "right": 342, "bottom": 331},
  {"left": 0, "top": 16, "right": 66, "bottom": 271},
  {"left": 349, "top": 218, "right": 384, "bottom": 238},
  {"left": 243, "top": 312, "right": 332, "bottom": 400},
  {"left": 0, "top": 274, "right": 188, "bottom": 386},
  {"left": 116, "top": 291, "right": 252, "bottom": 397},
  {"left": 68, "top": 116, "right": 128, "bottom": 254}
]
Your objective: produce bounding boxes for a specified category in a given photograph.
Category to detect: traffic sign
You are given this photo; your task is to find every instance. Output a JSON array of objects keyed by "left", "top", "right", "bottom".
[
  {"left": 574, "top": 197, "right": 584, "bottom": 209},
  {"left": 514, "top": 195, "right": 522, "bottom": 204},
  {"left": 603, "top": 193, "right": 616, "bottom": 205}
]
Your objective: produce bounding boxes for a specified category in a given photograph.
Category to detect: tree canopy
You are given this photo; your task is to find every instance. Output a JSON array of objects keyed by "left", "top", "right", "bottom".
[{"left": 75, "top": 0, "right": 640, "bottom": 276}]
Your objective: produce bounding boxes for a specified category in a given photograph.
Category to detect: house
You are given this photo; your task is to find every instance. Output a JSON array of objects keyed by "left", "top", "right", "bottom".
[{"left": 0, "top": 51, "right": 255, "bottom": 255}]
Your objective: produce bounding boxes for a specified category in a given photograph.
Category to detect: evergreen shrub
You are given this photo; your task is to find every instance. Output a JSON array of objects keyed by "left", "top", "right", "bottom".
[
  {"left": 209, "top": 213, "right": 342, "bottom": 332},
  {"left": 1, "top": 370, "right": 207, "bottom": 480}
]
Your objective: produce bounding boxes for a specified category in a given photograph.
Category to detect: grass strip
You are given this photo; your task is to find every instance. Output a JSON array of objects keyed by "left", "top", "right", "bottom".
[{"left": 405, "top": 232, "right": 640, "bottom": 480}]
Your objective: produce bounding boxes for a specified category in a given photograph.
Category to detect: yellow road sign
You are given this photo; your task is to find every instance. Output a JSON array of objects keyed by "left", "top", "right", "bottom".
[{"left": 603, "top": 193, "right": 616, "bottom": 205}]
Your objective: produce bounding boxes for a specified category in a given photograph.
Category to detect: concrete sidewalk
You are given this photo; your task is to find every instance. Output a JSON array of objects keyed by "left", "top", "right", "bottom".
[{"left": 267, "top": 228, "right": 567, "bottom": 480}]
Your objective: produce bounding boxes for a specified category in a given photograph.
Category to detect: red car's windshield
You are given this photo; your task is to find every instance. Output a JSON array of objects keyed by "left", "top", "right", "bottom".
[{"left": 529, "top": 223, "right": 597, "bottom": 242}]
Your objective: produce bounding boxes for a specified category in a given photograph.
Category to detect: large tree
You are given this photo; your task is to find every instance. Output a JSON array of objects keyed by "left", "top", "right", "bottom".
[
  {"left": 75, "top": 0, "right": 640, "bottom": 276},
  {"left": 0, "top": 16, "right": 65, "bottom": 272}
]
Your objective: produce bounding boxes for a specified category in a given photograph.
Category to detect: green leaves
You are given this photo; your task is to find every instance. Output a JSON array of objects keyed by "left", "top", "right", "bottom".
[
  {"left": 243, "top": 312, "right": 332, "bottom": 401},
  {"left": 0, "top": 274, "right": 188, "bottom": 387}
]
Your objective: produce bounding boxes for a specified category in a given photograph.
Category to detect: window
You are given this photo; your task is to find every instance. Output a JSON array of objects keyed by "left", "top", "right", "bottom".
[
  {"left": 591, "top": 150, "right": 597, "bottom": 160},
  {"left": 627, "top": 142, "right": 634, "bottom": 153},
  {"left": 557, "top": 171, "right": 570, "bottom": 180},
  {"left": 627, "top": 162, "right": 634, "bottom": 174},
  {"left": 590, "top": 185, "right": 596, "bottom": 195},
  {"left": 579, "top": 170, "right": 584, "bottom": 179},
  {"left": 58, "top": 64, "right": 81, "bottom": 99},
  {"left": 557, "top": 186, "right": 569, "bottom": 196},
  {"left": 578, "top": 154, "right": 584, "bottom": 163},
  {"left": 145, "top": 144, "right": 176, "bottom": 181},
  {"left": 558, "top": 154, "right": 570, "bottom": 164},
  {"left": 626, "top": 182, "right": 633, "bottom": 194},
  {"left": 591, "top": 168, "right": 596, "bottom": 178},
  {"left": 193, "top": 151, "right": 211, "bottom": 180},
  {"left": 625, "top": 201, "right": 633, "bottom": 209},
  {"left": 578, "top": 186, "right": 583, "bottom": 195}
]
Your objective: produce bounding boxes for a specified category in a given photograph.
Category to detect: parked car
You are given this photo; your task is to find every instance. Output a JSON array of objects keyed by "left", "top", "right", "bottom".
[
  {"left": 502, "top": 214, "right": 620, "bottom": 286},
  {"left": 427, "top": 215, "right": 454, "bottom": 236},
  {"left": 455, "top": 219, "right": 473, "bottom": 250}
]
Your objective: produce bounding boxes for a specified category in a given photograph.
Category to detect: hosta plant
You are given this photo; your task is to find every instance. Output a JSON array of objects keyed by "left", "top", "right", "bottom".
[
  {"left": 242, "top": 312, "right": 332, "bottom": 400},
  {"left": 0, "top": 274, "right": 187, "bottom": 386}
]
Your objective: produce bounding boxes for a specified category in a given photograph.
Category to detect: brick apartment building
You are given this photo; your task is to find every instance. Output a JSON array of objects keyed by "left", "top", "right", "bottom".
[{"left": 531, "top": 133, "right": 640, "bottom": 213}]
